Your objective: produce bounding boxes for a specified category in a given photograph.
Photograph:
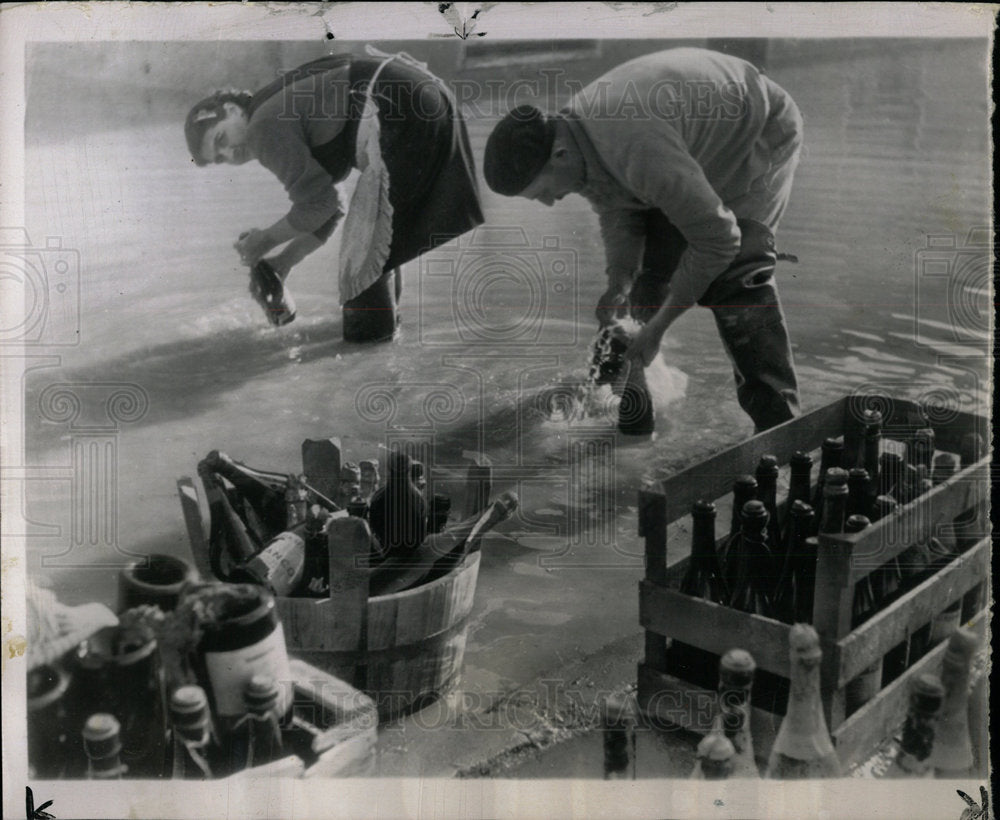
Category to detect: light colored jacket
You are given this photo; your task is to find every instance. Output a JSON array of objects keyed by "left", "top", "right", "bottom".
[{"left": 561, "top": 48, "right": 803, "bottom": 304}]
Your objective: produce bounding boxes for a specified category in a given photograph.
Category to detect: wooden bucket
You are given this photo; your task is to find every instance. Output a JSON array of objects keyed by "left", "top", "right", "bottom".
[{"left": 177, "top": 472, "right": 482, "bottom": 721}]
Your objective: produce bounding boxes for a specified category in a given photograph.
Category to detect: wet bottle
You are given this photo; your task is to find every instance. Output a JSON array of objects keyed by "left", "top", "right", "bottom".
[
  {"left": 844, "top": 515, "right": 881, "bottom": 714},
  {"left": 885, "top": 673, "right": 945, "bottom": 778},
  {"left": 928, "top": 628, "right": 979, "bottom": 779},
  {"left": 811, "top": 437, "right": 844, "bottom": 534},
  {"left": 766, "top": 624, "right": 842, "bottom": 779},
  {"left": 727, "top": 500, "right": 774, "bottom": 617},
  {"left": 229, "top": 674, "right": 284, "bottom": 773},
  {"left": 846, "top": 468, "right": 871, "bottom": 519},
  {"left": 784, "top": 451, "right": 814, "bottom": 537},
  {"left": 169, "top": 685, "right": 218, "bottom": 779},
  {"left": 230, "top": 504, "right": 331, "bottom": 598},
  {"left": 715, "top": 649, "right": 758, "bottom": 778},
  {"left": 83, "top": 713, "right": 127, "bottom": 779},
  {"left": 772, "top": 501, "right": 816, "bottom": 624},
  {"left": 718, "top": 475, "right": 758, "bottom": 592},
  {"left": 203, "top": 451, "right": 290, "bottom": 541},
  {"left": 679, "top": 500, "right": 728, "bottom": 604},
  {"left": 198, "top": 461, "right": 260, "bottom": 580},
  {"left": 858, "top": 409, "right": 883, "bottom": 497},
  {"left": 617, "top": 354, "right": 655, "bottom": 437},
  {"left": 691, "top": 732, "right": 735, "bottom": 780},
  {"left": 818, "top": 468, "right": 849, "bottom": 536},
  {"left": 755, "top": 455, "right": 783, "bottom": 592},
  {"left": 368, "top": 450, "right": 428, "bottom": 562}
]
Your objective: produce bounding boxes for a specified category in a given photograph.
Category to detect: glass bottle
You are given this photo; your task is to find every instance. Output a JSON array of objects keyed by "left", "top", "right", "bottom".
[
  {"left": 784, "top": 451, "right": 814, "bottom": 540},
  {"left": 230, "top": 505, "right": 330, "bottom": 598},
  {"left": 755, "top": 455, "right": 783, "bottom": 590},
  {"left": 846, "top": 468, "right": 871, "bottom": 519},
  {"left": 691, "top": 732, "right": 735, "bottom": 780},
  {"left": 241, "top": 674, "right": 284, "bottom": 771},
  {"left": 617, "top": 359, "right": 655, "bottom": 436},
  {"left": 772, "top": 500, "right": 814, "bottom": 624},
  {"left": 198, "top": 461, "right": 260, "bottom": 577},
  {"left": 203, "top": 450, "right": 290, "bottom": 539},
  {"left": 858, "top": 409, "right": 883, "bottom": 493},
  {"left": 878, "top": 452, "right": 904, "bottom": 501},
  {"left": 169, "top": 685, "right": 217, "bottom": 779},
  {"left": 728, "top": 500, "right": 774, "bottom": 617},
  {"left": 601, "top": 693, "right": 633, "bottom": 780},
  {"left": 909, "top": 428, "right": 936, "bottom": 471},
  {"left": 811, "top": 437, "right": 844, "bottom": 533},
  {"left": 27, "top": 663, "right": 72, "bottom": 779},
  {"left": 928, "top": 628, "right": 979, "bottom": 778},
  {"left": 367, "top": 450, "right": 428, "bottom": 562},
  {"left": 83, "top": 713, "right": 126, "bottom": 779},
  {"left": 818, "top": 468, "right": 849, "bottom": 535},
  {"left": 718, "top": 475, "right": 758, "bottom": 591},
  {"left": 679, "top": 500, "right": 729, "bottom": 604},
  {"left": 766, "top": 624, "right": 842, "bottom": 779},
  {"left": 885, "top": 673, "right": 945, "bottom": 778},
  {"left": 716, "top": 649, "right": 758, "bottom": 778}
]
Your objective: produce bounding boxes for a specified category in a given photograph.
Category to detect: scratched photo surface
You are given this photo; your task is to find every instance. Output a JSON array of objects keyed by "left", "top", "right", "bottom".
[{"left": 2, "top": 5, "right": 993, "bottom": 820}]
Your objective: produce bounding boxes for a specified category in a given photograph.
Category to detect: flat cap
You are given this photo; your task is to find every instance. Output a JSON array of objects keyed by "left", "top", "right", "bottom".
[{"left": 483, "top": 105, "right": 555, "bottom": 196}]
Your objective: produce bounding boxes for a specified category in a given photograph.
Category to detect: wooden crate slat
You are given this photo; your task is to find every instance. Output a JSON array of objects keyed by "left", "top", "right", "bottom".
[
  {"left": 639, "top": 581, "right": 791, "bottom": 677},
  {"left": 656, "top": 398, "right": 847, "bottom": 523},
  {"left": 831, "top": 608, "right": 988, "bottom": 768},
  {"left": 818, "top": 459, "right": 989, "bottom": 587},
  {"left": 836, "top": 537, "right": 989, "bottom": 686}
]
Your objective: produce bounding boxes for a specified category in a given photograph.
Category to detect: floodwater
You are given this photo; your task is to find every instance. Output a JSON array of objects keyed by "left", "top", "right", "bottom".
[{"left": 15, "top": 39, "right": 991, "bottom": 777}]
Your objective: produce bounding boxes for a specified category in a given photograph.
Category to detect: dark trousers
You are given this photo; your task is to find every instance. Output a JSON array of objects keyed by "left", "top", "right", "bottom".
[{"left": 630, "top": 211, "right": 799, "bottom": 432}]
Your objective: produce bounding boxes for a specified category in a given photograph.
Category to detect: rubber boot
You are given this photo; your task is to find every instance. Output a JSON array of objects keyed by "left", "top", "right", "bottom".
[{"left": 343, "top": 269, "right": 399, "bottom": 342}]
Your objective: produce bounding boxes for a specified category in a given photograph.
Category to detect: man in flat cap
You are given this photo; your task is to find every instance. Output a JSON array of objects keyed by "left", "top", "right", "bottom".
[{"left": 484, "top": 47, "right": 803, "bottom": 432}]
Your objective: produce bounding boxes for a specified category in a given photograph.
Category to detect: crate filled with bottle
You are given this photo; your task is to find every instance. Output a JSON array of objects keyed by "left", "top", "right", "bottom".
[{"left": 635, "top": 393, "right": 989, "bottom": 770}]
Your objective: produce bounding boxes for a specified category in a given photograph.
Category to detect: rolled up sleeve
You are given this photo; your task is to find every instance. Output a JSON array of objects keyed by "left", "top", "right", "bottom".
[
  {"left": 249, "top": 123, "right": 344, "bottom": 234},
  {"left": 594, "top": 207, "right": 647, "bottom": 287}
]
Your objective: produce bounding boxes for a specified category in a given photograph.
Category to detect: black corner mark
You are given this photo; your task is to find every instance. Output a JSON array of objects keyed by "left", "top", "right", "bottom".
[
  {"left": 26, "top": 787, "right": 56, "bottom": 820},
  {"left": 958, "top": 787, "right": 990, "bottom": 820}
]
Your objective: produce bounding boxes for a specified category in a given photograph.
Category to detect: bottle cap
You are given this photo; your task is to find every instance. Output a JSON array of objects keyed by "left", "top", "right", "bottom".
[
  {"left": 83, "top": 713, "right": 123, "bottom": 760},
  {"left": 244, "top": 673, "right": 280, "bottom": 713},
  {"left": 691, "top": 499, "right": 717, "bottom": 517},
  {"left": 862, "top": 408, "right": 883, "bottom": 426},
  {"left": 824, "top": 467, "right": 849, "bottom": 487},
  {"left": 170, "top": 685, "right": 210, "bottom": 733},
  {"left": 879, "top": 452, "right": 903, "bottom": 470},
  {"left": 943, "top": 627, "right": 979, "bottom": 665},
  {"left": 908, "top": 673, "right": 945, "bottom": 715},
  {"left": 790, "top": 499, "right": 814, "bottom": 517},
  {"left": 873, "top": 494, "right": 898, "bottom": 514},
  {"left": 822, "top": 437, "right": 845, "bottom": 459},
  {"left": 697, "top": 732, "right": 735, "bottom": 762},
  {"left": 733, "top": 475, "right": 758, "bottom": 492},
  {"left": 791, "top": 450, "right": 813, "bottom": 468},
  {"left": 845, "top": 515, "right": 871, "bottom": 533},
  {"left": 848, "top": 467, "right": 870, "bottom": 481},
  {"left": 756, "top": 455, "right": 779, "bottom": 476},
  {"left": 719, "top": 648, "right": 756, "bottom": 690},
  {"left": 789, "top": 623, "right": 822, "bottom": 663},
  {"left": 740, "top": 499, "right": 768, "bottom": 520}
]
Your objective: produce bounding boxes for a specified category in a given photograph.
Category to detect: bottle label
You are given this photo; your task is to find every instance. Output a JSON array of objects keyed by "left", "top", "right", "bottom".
[
  {"left": 203, "top": 625, "right": 293, "bottom": 718},
  {"left": 251, "top": 533, "right": 306, "bottom": 596}
]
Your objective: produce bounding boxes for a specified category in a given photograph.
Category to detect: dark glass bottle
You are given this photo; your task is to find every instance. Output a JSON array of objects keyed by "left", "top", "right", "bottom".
[
  {"left": 203, "top": 450, "right": 290, "bottom": 540},
  {"left": 199, "top": 462, "right": 260, "bottom": 578},
  {"left": 716, "top": 648, "right": 758, "bottom": 778},
  {"left": 728, "top": 500, "right": 774, "bottom": 617},
  {"left": 617, "top": 359, "right": 655, "bottom": 436},
  {"left": 27, "top": 663, "right": 72, "bottom": 779},
  {"left": 772, "top": 501, "right": 816, "bottom": 624},
  {"left": 811, "top": 437, "right": 844, "bottom": 532},
  {"left": 367, "top": 450, "right": 428, "bottom": 562},
  {"left": 885, "top": 673, "right": 945, "bottom": 778},
  {"left": 601, "top": 694, "right": 633, "bottom": 780},
  {"left": 169, "top": 685, "right": 217, "bottom": 779},
  {"left": 755, "top": 455, "right": 783, "bottom": 589},
  {"left": 858, "top": 409, "right": 882, "bottom": 485},
  {"left": 846, "top": 468, "right": 871, "bottom": 519},
  {"left": 83, "top": 713, "right": 126, "bottom": 779},
  {"left": 818, "top": 468, "right": 849, "bottom": 535},
  {"left": 870, "top": 495, "right": 903, "bottom": 601},
  {"left": 878, "top": 452, "right": 904, "bottom": 501},
  {"left": 718, "top": 475, "right": 758, "bottom": 591},
  {"left": 230, "top": 505, "right": 330, "bottom": 598},
  {"left": 784, "top": 451, "right": 814, "bottom": 535},
  {"left": 679, "top": 500, "right": 728, "bottom": 604},
  {"left": 234, "top": 674, "right": 284, "bottom": 772}
]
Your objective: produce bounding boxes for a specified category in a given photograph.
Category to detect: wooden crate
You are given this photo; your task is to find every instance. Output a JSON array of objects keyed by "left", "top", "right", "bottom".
[
  {"left": 222, "top": 657, "right": 377, "bottom": 779},
  {"left": 635, "top": 395, "right": 990, "bottom": 768}
]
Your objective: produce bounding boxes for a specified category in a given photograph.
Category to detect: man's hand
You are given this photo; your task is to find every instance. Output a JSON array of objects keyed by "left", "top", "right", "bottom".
[
  {"left": 234, "top": 228, "right": 271, "bottom": 267},
  {"left": 624, "top": 319, "right": 665, "bottom": 367},
  {"left": 595, "top": 286, "right": 629, "bottom": 327}
]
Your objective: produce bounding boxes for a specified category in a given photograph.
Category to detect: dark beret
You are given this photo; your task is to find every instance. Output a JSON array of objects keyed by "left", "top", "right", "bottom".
[{"left": 483, "top": 105, "right": 556, "bottom": 196}]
